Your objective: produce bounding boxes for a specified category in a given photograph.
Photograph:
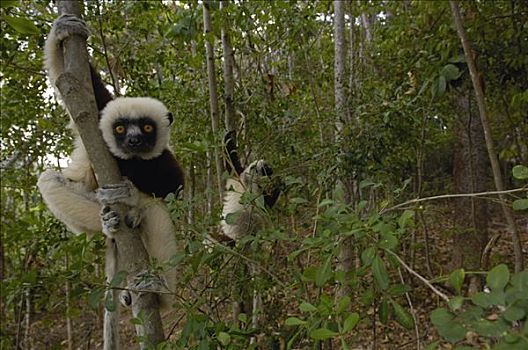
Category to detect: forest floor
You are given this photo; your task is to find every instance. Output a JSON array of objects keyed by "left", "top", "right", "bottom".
[{"left": 22, "top": 204, "right": 528, "bottom": 349}]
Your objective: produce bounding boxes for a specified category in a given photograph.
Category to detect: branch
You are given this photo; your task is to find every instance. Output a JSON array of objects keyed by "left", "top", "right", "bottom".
[
  {"left": 54, "top": 1, "right": 164, "bottom": 348},
  {"left": 381, "top": 187, "right": 527, "bottom": 214},
  {"left": 384, "top": 249, "right": 450, "bottom": 303}
]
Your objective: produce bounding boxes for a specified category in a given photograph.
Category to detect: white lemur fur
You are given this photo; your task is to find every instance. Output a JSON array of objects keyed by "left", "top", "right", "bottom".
[
  {"left": 220, "top": 131, "right": 281, "bottom": 241},
  {"left": 37, "top": 15, "right": 184, "bottom": 310}
]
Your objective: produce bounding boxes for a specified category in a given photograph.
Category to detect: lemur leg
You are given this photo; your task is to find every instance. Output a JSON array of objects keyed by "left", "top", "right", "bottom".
[
  {"left": 37, "top": 169, "right": 101, "bottom": 235},
  {"left": 44, "top": 14, "right": 90, "bottom": 84},
  {"left": 139, "top": 202, "right": 179, "bottom": 310}
]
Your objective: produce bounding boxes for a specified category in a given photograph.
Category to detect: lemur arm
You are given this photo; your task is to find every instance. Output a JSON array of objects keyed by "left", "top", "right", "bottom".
[
  {"left": 44, "top": 14, "right": 114, "bottom": 112},
  {"left": 224, "top": 130, "right": 245, "bottom": 176}
]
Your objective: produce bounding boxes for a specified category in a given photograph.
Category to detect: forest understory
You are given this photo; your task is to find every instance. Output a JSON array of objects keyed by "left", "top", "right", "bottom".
[{"left": 16, "top": 204, "right": 527, "bottom": 350}]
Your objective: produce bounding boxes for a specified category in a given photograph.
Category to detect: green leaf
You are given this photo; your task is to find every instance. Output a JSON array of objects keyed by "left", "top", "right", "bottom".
[
  {"left": 387, "top": 283, "right": 412, "bottom": 297},
  {"left": 471, "top": 292, "right": 492, "bottom": 308},
  {"left": 318, "top": 199, "right": 335, "bottom": 207},
  {"left": 4, "top": 16, "right": 39, "bottom": 35},
  {"left": 299, "top": 301, "right": 318, "bottom": 313},
  {"left": 309, "top": 327, "right": 339, "bottom": 340},
  {"left": 438, "top": 322, "right": 466, "bottom": 342},
  {"left": 341, "top": 338, "right": 351, "bottom": 350},
  {"left": 285, "top": 317, "right": 307, "bottom": 326},
  {"left": 359, "top": 179, "right": 376, "bottom": 189},
  {"left": 512, "top": 165, "right": 528, "bottom": 179},
  {"left": 512, "top": 199, "right": 528, "bottom": 211},
  {"left": 473, "top": 319, "right": 508, "bottom": 338},
  {"left": 398, "top": 210, "right": 414, "bottom": 229},
  {"left": 238, "top": 313, "right": 248, "bottom": 324},
  {"left": 503, "top": 306, "right": 526, "bottom": 322},
  {"left": 315, "top": 255, "right": 332, "bottom": 287},
  {"left": 0, "top": 0, "right": 18, "bottom": 8},
  {"left": 488, "top": 289, "right": 506, "bottom": 306},
  {"left": 130, "top": 317, "right": 143, "bottom": 325},
  {"left": 424, "top": 341, "right": 440, "bottom": 350},
  {"left": 449, "top": 268, "right": 465, "bottom": 295},
  {"left": 337, "top": 296, "right": 351, "bottom": 313},
  {"left": 487, "top": 264, "right": 510, "bottom": 292},
  {"left": 379, "top": 300, "right": 390, "bottom": 324},
  {"left": 109, "top": 270, "right": 127, "bottom": 288},
  {"left": 431, "top": 308, "right": 454, "bottom": 326},
  {"left": 224, "top": 211, "right": 241, "bottom": 225},
  {"left": 361, "top": 247, "right": 376, "bottom": 266},
  {"left": 105, "top": 292, "right": 117, "bottom": 312},
  {"left": 290, "top": 197, "right": 308, "bottom": 204},
  {"left": 372, "top": 256, "right": 389, "bottom": 290},
  {"left": 217, "top": 331, "right": 231, "bottom": 346},
  {"left": 379, "top": 233, "right": 398, "bottom": 250},
  {"left": 448, "top": 296, "right": 464, "bottom": 311},
  {"left": 342, "top": 313, "right": 360, "bottom": 333},
  {"left": 302, "top": 266, "right": 317, "bottom": 282},
  {"left": 88, "top": 288, "right": 105, "bottom": 309},
  {"left": 391, "top": 300, "right": 414, "bottom": 330},
  {"left": 440, "top": 64, "right": 462, "bottom": 81}
]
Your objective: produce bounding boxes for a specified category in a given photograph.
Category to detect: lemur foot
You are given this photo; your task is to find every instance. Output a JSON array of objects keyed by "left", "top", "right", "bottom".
[
  {"left": 101, "top": 206, "right": 120, "bottom": 236},
  {"left": 132, "top": 271, "right": 170, "bottom": 296},
  {"left": 118, "top": 272, "right": 168, "bottom": 308},
  {"left": 52, "top": 14, "right": 90, "bottom": 43},
  {"left": 97, "top": 180, "right": 141, "bottom": 230},
  {"left": 124, "top": 208, "right": 142, "bottom": 229},
  {"left": 96, "top": 180, "right": 139, "bottom": 207}
]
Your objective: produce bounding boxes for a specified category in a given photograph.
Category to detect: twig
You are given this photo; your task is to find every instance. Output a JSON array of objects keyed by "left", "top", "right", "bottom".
[
  {"left": 384, "top": 249, "right": 449, "bottom": 303},
  {"left": 207, "top": 237, "right": 288, "bottom": 289},
  {"left": 397, "top": 267, "right": 420, "bottom": 350},
  {"left": 381, "top": 187, "right": 527, "bottom": 214},
  {"left": 95, "top": 0, "right": 119, "bottom": 95}
]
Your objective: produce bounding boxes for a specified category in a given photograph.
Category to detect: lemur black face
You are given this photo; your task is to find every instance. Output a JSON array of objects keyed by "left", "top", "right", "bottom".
[{"left": 112, "top": 117, "right": 157, "bottom": 156}]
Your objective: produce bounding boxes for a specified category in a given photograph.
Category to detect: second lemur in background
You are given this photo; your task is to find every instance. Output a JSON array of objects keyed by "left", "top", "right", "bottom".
[{"left": 220, "top": 130, "right": 281, "bottom": 241}]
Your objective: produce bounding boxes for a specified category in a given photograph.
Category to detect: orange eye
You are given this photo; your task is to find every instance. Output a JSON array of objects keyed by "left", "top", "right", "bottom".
[
  {"left": 143, "top": 124, "right": 154, "bottom": 133},
  {"left": 115, "top": 125, "right": 125, "bottom": 134}
]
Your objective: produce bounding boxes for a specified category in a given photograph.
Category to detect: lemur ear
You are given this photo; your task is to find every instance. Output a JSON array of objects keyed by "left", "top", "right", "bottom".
[{"left": 167, "top": 112, "right": 174, "bottom": 125}]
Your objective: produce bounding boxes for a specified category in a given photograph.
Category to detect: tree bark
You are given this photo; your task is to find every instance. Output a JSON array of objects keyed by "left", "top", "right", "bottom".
[
  {"left": 203, "top": 0, "right": 225, "bottom": 199},
  {"left": 54, "top": 1, "right": 165, "bottom": 348},
  {"left": 450, "top": 0, "right": 524, "bottom": 272},
  {"left": 452, "top": 90, "right": 489, "bottom": 280},
  {"left": 334, "top": 0, "right": 347, "bottom": 134},
  {"left": 220, "top": 0, "right": 237, "bottom": 133},
  {"left": 334, "top": 0, "right": 353, "bottom": 302}
]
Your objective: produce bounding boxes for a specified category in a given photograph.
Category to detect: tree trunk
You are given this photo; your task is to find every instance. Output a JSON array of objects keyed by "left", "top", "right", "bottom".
[
  {"left": 334, "top": 0, "right": 353, "bottom": 302},
  {"left": 452, "top": 91, "right": 489, "bottom": 284},
  {"left": 334, "top": 0, "right": 347, "bottom": 134},
  {"left": 203, "top": 1, "right": 225, "bottom": 199},
  {"left": 54, "top": 2, "right": 165, "bottom": 348},
  {"left": 220, "top": 1, "right": 237, "bottom": 133},
  {"left": 450, "top": 0, "right": 524, "bottom": 272}
]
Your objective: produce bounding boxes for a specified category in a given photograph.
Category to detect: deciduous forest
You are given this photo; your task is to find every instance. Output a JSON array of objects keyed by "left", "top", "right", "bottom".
[{"left": 1, "top": 0, "right": 527, "bottom": 349}]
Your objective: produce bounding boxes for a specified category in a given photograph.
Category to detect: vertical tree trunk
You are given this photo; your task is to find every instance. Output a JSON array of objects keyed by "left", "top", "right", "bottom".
[
  {"left": 203, "top": 1, "right": 225, "bottom": 199},
  {"left": 23, "top": 288, "right": 31, "bottom": 348},
  {"left": 54, "top": 2, "right": 165, "bottom": 348},
  {"left": 334, "top": 0, "right": 347, "bottom": 135},
  {"left": 220, "top": 0, "right": 237, "bottom": 133},
  {"left": 65, "top": 254, "right": 73, "bottom": 350},
  {"left": 450, "top": 0, "right": 523, "bottom": 272},
  {"left": 452, "top": 91, "right": 489, "bottom": 289},
  {"left": 334, "top": 0, "right": 353, "bottom": 302}
]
